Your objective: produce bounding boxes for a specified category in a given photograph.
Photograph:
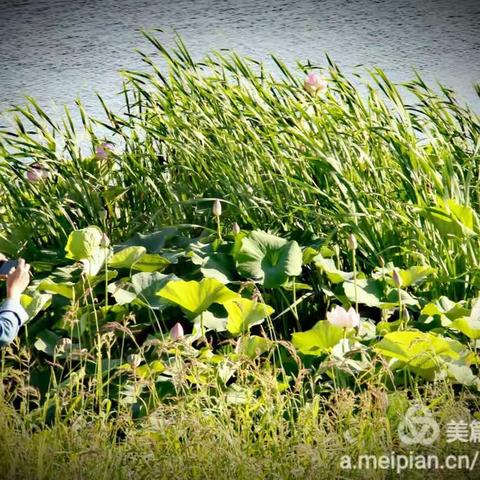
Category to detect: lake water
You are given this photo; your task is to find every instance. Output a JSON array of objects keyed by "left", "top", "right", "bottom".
[{"left": 0, "top": 0, "right": 479, "bottom": 120}]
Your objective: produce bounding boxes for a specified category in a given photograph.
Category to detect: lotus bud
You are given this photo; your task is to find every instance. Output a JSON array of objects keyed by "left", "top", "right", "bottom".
[
  {"left": 212, "top": 199, "right": 222, "bottom": 217},
  {"left": 26, "top": 163, "right": 50, "bottom": 182},
  {"left": 348, "top": 233, "right": 357, "bottom": 251},
  {"left": 392, "top": 269, "right": 403, "bottom": 288},
  {"left": 95, "top": 142, "right": 114, "bottom": 159},
  {"left": 232, "top": 222, "right": 241, "bottom": 235},
  {"left": 170, "top": 322, "right": 184, "bottom": 340},
  {"left": 304, "top": 72, "right": 327, "bottom": 96},
  {"left": 98, "top": 209, "right": 108, "bottom": 223},
  {"left": 127, "top": 353, "right": 142, "bottom": 369},
  {"left": 326, "top": 305, "right": 360, "bottom": 329},
  {"left": 100, "top": 232, "right": 110, "bottom": 248}
]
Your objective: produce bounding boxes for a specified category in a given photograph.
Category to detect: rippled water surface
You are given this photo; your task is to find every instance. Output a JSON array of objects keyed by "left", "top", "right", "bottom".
[{"left": 0, "top": 0, "right": 479, "bottom": 117}]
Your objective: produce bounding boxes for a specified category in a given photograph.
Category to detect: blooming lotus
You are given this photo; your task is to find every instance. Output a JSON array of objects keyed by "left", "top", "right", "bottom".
[
  {"left": 26, "top": 163, "right": 50, "bottom": 182},
  {"left": 170, "top": 322, "right": 184, "bottom": 340},
  {"left": 327, "top": 305, "right": 360, "bottom": 329},
  {"left": 304, "top": 72, "right": 327, "bottom": 95}
]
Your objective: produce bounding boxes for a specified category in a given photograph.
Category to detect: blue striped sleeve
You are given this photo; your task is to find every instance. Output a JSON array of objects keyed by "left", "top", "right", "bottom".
[{"left": 0, "top": 299, "right": 29, "bottom": 347}]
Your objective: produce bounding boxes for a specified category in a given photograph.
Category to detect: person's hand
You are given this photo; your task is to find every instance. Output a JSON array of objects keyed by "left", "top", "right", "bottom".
[
  {"left": 6, "top": 259, "right": 31, "bottom": 301},
  {"left": 0, "top": 253, "right": 8, "bottom": 280}
]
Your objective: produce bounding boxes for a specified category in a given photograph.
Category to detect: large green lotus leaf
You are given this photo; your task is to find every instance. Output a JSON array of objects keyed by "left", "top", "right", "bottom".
[
  {"left": 374, "top": 330, "right": 459, "bottom": 370},
  {"left": 421, "top": 296, "right": 469, "bottom": 320},
  {"left": 375, "top": 265, "right": 436, "bottom": 288},
  {"left": 450, "top": 318, "right": 480, "bottom": 339},
  {"left": 132, "top": 253, "right": 170, "bottom": 272},
  {"left": 85, "top": 248, "right": 111, "bottom": 276},
  {"left": 303, "top": 245, "right": 335, "bottom": 264},
  {"left": 236, "top": 335, "right": 271, "bottom": 359},
  {"left": 445, "top": 363, "right": 480, "bottom": 387},
  {"left": 131, "top": 272, "right": 176, "bottom": 309},
  {"left": 190, "top": 244, "right": 235, "bottom": 284},
  {"left": 107, "top": 283, "right": 137, "bottom": 305},
  {"left": 397, "top": 266, "right": 436, "bottom": 287},
  {"left": 38, "top": 278, "right": 76, "bottom": 299},
  {"left": 21, "top": 293, "right": 52, "bottom": 318},
  {"left": 236, "top": 230, "right": 302, "bottom": 288},
  {"left": 379, "top": 288, "right": 418, "bottom": 309},
  {"left": 108, "top": 272, "right": 175, "bottom": 309},
  {"left": 452, "top": 298, "right": 480, "bottom": 338},
  {"left": 224, "top": 298, "right": 274, "bottom": 336},
  {"left": 314, "top": 255, "right": 354, "bottom": 284},
  {"left": 292, "top": 320, "right": 344, "bottom": 355},
  {"left": 108, "top": 246, "right": 146, "bottom": 269},
  {"left": 65, "top": 226, "right": 110, "bottom": 276},
  {"left": 343, "top": 279, "right": 384, "bottom": 307},
  {"left": 157, "top": 278, "right": 238, "bottom": 316},
  {"left": 193, "top": 311, "right": 228, "bottom": 333},
  {"left": 65, "top": 226, "right": 103, "bottom": 261},
  {"left": 118, "top": 227, "right": 179, "bottom": 253},
  {"left": 200, "top": 253, "right": 235, "bottom": 284},
  {"left": 108, "top": 247, "right": 170, "bottom": 273}
]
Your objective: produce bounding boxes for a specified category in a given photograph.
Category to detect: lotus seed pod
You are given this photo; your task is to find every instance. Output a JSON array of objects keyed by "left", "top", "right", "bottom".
[{"left": 212, "top": 199, "right": 222, "bottom": 217}]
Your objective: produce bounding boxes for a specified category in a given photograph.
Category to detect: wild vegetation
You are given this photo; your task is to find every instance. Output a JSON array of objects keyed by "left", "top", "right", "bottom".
[{"left": 1, "top": 33, "right": 480, "bottom": 479}]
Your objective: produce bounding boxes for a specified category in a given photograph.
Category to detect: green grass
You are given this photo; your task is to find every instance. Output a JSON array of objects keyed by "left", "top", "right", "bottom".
[{"left": 2, "top": 366, "right": 480, "bottom": 480}]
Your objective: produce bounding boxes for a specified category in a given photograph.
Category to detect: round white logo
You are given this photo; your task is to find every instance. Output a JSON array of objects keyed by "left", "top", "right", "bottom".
[{"left": 398, "top": 405, "right": 440, "bottom": 446}]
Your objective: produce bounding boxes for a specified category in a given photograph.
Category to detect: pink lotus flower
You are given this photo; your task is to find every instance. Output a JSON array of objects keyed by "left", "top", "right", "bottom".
[
  {"left": 304, "top": 72, "right": 327, "bottom": 96},
  {"left": 26, "top": 163, "right": 50, "bottom": 182},
  {"left": 170, "top": 322, "right": 184, "bottom": 340},
  {"left": 95, "top": 142, "right": 114, "bottom": 159},
  {"left": 327, "top": 305, "right": 360, "bottom": 329}
]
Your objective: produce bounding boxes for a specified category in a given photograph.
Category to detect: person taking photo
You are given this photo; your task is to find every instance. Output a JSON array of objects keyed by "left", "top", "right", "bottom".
[{"left": 0, "top": 255, "right": 31, "bottom": 347}]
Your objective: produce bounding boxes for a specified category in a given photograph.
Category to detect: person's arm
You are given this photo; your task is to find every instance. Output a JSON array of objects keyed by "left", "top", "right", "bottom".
[
  {"left": 0, "top": 259, "right": 31, "bottom": 347},
  {"left": 0, "top": 298, "right": 29, "bottom": 346}
]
